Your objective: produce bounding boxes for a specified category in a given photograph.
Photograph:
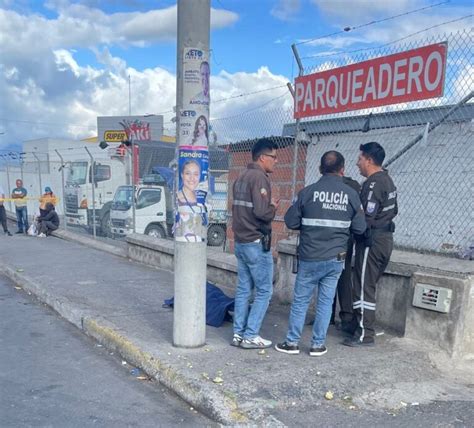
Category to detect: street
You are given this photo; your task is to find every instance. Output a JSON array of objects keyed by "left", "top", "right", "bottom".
[{"left": 0, "top": 275, "right": 214, "bottom": 428}]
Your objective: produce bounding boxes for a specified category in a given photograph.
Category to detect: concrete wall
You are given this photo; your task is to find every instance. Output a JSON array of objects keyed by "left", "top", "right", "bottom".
[
  {"left": 126, "top": 234, "right": 238, "bottom": 296},
  {"left": 405, "top": 272, "right": 474, "bottom": 359},
  {"left": 125, "top": 233, "right": 474, "bottom": 360}
]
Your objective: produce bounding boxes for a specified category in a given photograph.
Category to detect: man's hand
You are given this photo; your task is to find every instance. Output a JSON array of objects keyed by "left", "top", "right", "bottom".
[{"left": 271, "top": 198, "right": 280, "bottom": 209}]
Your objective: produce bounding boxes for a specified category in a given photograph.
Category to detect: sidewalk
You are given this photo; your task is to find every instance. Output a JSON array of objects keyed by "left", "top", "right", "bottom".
[{"left": 1, "top": 233, "right": 473, "bottom": 426}]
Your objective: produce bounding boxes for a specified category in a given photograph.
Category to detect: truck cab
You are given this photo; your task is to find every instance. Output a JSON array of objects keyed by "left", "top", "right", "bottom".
[
  {"left": 110, "top": 175, "right": 173, "bottom": 238},
  {"left": 65, "top": 155, "right": 127, "bottom": 235}
]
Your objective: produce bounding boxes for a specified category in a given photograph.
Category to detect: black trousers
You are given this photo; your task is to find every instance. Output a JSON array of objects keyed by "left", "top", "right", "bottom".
[
  {"left": 331, "top": 238, "right": 355, "bottom": 324},
  {"left": 352, "top": 232, "right": 393, "bottom": 340},
  {"left": 0, "top": 205, "right": 8, "bottom": 232},
  {"left": 39, "top": 221, "right": 58, "bottom": 235}
]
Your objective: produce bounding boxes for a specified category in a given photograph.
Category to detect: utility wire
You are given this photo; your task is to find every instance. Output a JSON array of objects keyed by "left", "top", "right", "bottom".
[
  {"left": 301, "top": 14, "right": 473, "bottom": 60},
  {"left": 295, "top": 0, "right": 451, "bottom": 46},
  {"left": 1, "top": 85, "right": 289, "bottom": 130}
]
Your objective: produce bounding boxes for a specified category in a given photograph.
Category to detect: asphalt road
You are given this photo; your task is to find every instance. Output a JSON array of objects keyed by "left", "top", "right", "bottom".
[{"left": 0, "top": 275, "right": 214, "bottom": 428}]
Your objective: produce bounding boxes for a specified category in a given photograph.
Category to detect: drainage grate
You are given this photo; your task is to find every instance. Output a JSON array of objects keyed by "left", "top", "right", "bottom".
[{"left": 412, "top": 283, "right": 452, "bottom": 313}]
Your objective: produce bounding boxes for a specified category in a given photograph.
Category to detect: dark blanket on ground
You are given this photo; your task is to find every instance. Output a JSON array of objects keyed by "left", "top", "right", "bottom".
[{"left": 163, "top": 282, "right": 234, "bottom": 327}]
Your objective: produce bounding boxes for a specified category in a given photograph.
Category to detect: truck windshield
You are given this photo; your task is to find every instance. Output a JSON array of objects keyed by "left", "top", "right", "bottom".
[
  {"left": 66, "top": 162, "right": 88, "bottom": 185},
  {"left": 112, "top": 186, "right": 133, "bottom": 211}
]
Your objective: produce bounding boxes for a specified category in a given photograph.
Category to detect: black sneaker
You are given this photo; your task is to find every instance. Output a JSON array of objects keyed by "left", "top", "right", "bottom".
[
  {"left": 342, "top": 337, "right": 375, "bottom": 347},
  {"left": 15, "top": 230, "right": 23, "bottom": 234},
  {"left": 5, "top": 231, "right": 12, "bottom": 236},
  {"left": 309, "top": 345, "right": 327, "bottom": 357},
  {"left": 275, "top": 342, "right": 300, "bottom": 355}
]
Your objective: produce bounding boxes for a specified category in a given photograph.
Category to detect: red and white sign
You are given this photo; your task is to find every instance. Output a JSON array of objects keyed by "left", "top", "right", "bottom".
[{"left": 294, "top": 42, "right": 447, "bottom": 118}]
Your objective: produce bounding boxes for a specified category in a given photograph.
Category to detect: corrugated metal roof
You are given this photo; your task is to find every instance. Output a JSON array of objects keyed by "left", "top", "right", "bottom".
[{"left": 282, "top": 104, "right": 474, "bottom": 137}]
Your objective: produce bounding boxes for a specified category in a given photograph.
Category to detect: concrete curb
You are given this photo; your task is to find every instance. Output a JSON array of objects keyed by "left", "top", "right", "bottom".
[
  {"left": 52, "top": 229, "right": 127, "bottom": 258},
  {"left": 0, "top": 259, "right": 249, "bottom": 425}
]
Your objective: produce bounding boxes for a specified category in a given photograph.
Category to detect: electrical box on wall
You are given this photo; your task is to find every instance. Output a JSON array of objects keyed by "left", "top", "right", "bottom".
[{"left": 412, "top": 283, "right": 452, "bottom": 313}]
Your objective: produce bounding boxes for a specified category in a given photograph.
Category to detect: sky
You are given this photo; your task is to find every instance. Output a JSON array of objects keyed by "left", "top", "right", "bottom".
[{"left": 0, "top": 0, "right": 472, "bottom": 153}]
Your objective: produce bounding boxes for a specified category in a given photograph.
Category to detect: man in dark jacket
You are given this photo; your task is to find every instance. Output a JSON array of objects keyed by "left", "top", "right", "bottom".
[
  {"left": 344, "top": 142, "right": 398, "bottom": 347},
  {"left": 231, "top": 138, "right": 279, "bottom": 350},
  {"left": 37, "top": 203, "right": 60, "bottom": 237},
  {"left": 275, "top": 151, "right": 366, "bottom": 357}
]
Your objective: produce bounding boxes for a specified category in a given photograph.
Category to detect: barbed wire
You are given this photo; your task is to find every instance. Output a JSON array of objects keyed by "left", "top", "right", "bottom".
[
  {"left": 301, "top": 14, "right": 474, "bottom": 61},
  {"left": 295, "top": 0, "right": 451, "bottom": 47}
]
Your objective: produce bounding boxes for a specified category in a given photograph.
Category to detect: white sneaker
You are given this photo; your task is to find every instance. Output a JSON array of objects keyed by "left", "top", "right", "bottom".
[
  {"left": 37, "top": 233, "right": 46, "bottom": 238},
  {"left": 230, "top": 334, "right": 243, "bottom": 347},
  {"left": 240, "top": 335, "right": 272, "bottom": 349}
]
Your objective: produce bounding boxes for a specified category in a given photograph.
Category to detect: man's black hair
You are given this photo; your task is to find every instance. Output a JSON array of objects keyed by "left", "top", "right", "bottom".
[
  {"left": 359, "top": 142, "right": 385, "bottom": 166},
  {"left": 252, "top": 138, "right": 278, "bottom": 161},
  {"left": 320, "top": 150, "right": 345, "bottom": 174}
]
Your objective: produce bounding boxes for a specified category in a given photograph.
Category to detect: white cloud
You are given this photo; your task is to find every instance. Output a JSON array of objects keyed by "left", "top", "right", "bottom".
[
  {"left": 0, "top": 2, "right": 238, "bottom": 57},
  {"left": 271, "top": 0, "right": 301, "bottom": 22}
]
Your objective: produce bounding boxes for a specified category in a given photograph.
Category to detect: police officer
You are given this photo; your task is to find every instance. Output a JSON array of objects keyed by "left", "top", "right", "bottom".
[
  {"left": 275, "top": 151, "right": 366, "bottom": 357},
  {"left": 344, "top": 142, "right": 398, "bottom": 347},
  {"left": 231, "top": 138, "right": 279, "bottom": 350},
  {"left": 330, "top": 176, "right": 361, "bottom": 333}
]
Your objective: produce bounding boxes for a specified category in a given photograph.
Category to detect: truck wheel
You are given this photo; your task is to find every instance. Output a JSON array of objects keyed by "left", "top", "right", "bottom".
[
  {"left": 207, "top": 225, "right": 226, "bottom": 247},
  {"left": 101, "top": 212, "right": 112, "bottom": 238},
  {"left": 145, "top": 224, "right": 166, "bottom": 238}
]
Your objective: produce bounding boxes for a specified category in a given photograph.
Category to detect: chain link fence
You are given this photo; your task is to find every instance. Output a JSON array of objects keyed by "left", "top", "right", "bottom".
[
  {"left": 211, "top": 29, "right": 473, "bottom": 258},
  {"left": 1, "top": 29, "right": 472, "bottom": 257}
]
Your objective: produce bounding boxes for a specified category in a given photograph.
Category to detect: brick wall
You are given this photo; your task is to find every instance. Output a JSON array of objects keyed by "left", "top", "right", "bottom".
[{"left": 226, "top": 143, "right": 307, "bottom": 255}]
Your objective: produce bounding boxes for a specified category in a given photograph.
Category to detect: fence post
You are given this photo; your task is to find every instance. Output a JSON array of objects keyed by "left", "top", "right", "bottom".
[
  {"left": 55, "top": 149, "right": 67, "bottom": 230},
  {"left": 32, "top": 153, "right": 42, "bottom": 198},
  {"left": 290, "top": 43, "right": 305, "bottom": 202},
  {"left": 84, "top": 147, "right": 97, "bottom": 239}
]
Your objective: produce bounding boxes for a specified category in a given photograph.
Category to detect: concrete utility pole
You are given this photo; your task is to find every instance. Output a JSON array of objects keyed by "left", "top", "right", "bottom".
[{"left": 173, "top": 0, "right": 210, "bottom": 348}]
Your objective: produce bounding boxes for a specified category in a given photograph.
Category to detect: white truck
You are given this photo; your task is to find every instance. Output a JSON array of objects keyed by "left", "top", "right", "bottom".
[
  {"left": 64, "top": 152, "right": 127, "bottom": 236},
  {"left": 110, "top": 172, "right": 228, "bottom": 246}
]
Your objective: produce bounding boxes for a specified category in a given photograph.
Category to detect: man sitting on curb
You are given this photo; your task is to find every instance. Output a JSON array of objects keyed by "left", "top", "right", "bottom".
[
  {"left": 275, "top": 151, "right": 366, "bottom": 357},
  {"left": 36, "top": 203, "right": 60, "bottom": 237}
]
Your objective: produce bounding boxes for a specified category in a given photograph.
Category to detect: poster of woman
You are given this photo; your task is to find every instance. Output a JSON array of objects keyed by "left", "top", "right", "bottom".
[{"left": 174, "top": 148, "right": 209, "bottom": 242}]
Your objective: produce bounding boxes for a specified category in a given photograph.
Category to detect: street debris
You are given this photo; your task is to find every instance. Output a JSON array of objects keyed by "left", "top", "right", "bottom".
[
  {"left": 130, "top": 368, "right": 140, "bottom": 376},
  {"left": 325, "top": 391, "right": 334, "bottom": 400},
  {"left": 204, "top": 348, "right": 211, "bottom": 352},
  {"left": 201, "top": 372, "right": 210, "bottom": 380},
  {"left": 14, "top": 286, "right": 22, "bottom": 290},
  {"left": 258, "top": 349, "right": 266, "bottom": 355},
  {"left": 121, "top": 360, "right": 127, "bottom": 365},
  {"left": 213, "top": 376, "right": 223, "bottom": 384},
  {"left": 16, "top": 268, "right": 24, "bottom": 272}
]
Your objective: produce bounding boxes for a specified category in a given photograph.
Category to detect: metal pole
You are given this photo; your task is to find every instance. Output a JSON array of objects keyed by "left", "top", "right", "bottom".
[
  {"left": 55, "top": 149, "right": 67, "bottom": 230},
  {"left": 5, "top": 159, "right": 12, "bottom": 212},
  {"left": 32, "top": 153, "right": 43, "bottom": 198},
  {"left": 384, "top": 90, "right": 474, "bottom": 168},
  {"left": 128, "top": 142, "right": 136, "bottom": 234},
  {"left": 290, "top": 44, "right": 305, "bottom": 201},
  {"left": 84, "top": 147, "right": 97, "bottom": 239},
  {"left": 128, "top": 75, "right": 132, "bottom": 116},
  {"left": 173, "top": 0, "right": 210, "bottom": 348}
]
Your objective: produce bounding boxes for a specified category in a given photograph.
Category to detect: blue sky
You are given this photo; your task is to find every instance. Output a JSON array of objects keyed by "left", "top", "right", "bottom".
[{"left": 0, "top": 0, "right": 472, "bottom": 151}]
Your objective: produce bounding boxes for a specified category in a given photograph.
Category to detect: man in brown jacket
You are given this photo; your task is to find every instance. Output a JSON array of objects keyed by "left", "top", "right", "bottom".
[{"left": 231, "top": 138, "right": 279, "bottom": 349}]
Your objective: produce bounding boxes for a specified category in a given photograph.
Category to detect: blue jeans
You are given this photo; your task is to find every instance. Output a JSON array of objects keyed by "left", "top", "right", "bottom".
[
  {"left": 234, "top": 241, "right": 273, "bottom": 340},
  {"left": 286, "top": 258, "right": 344, "bottom": 347},
  {"left": 15, "top": 206, "right": 29, "bottom": 232}
]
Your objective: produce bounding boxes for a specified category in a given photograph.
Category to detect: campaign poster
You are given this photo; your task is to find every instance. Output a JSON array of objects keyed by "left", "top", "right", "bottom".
[
  {"left": 179, "top": 107, "right": 210, "bottom": 147},
  {"left": 183, "top": 48, "right": 210, "bottom": 108},
  {"left": 180, "top": 47, "right": 210, "bottom": 149},
  {"left": 174, "top": 147, "right": 209, "bottom": 242}
]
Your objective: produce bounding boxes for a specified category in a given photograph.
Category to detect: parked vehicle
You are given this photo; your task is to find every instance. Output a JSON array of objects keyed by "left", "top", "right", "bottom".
[{"left": 110, "top": 169, "right": 228, "bottom": 246}]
